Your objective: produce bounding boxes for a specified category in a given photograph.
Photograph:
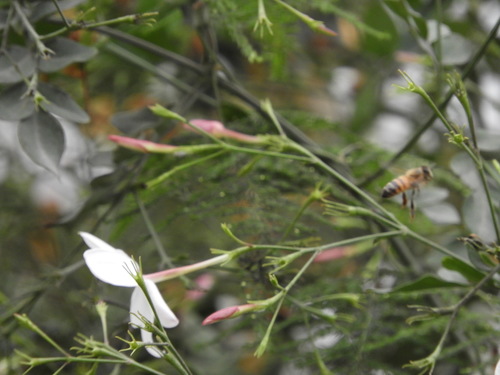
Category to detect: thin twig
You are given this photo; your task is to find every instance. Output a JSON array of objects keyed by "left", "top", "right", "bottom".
[{"left": 12, "top": 1, "right": 54, "bottom": 58}]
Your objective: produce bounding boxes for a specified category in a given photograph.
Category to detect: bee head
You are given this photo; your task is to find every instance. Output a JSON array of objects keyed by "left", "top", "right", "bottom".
[{"left": 421, "top": 166, "right": 433, "bottom": 181}]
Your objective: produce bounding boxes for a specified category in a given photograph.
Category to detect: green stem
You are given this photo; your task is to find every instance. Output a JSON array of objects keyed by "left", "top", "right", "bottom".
[
  {"left": 406, "top": 230, "right": 462, "bottom": 260},
  {"left": 254, "top": 293, "right": 285, "bottom": 357},
  {"left": 134, "top": 277, "right": 192, "bottom": 375},
  {"left": 461, "top": 84, "right": 478, "bottom": 151},
  {"left": 463, "top": 100, "right": 500, "bottom": 242},
  {"left": 24, "top": 356, "right": 166, "bottom": 375},
  {"left": 284, "top": 250, "right": 320, "bottom": 292},
  {"left": 477, "top": 167, "right": 500, "bottom": 242},
  {"left": 95, "top": 302, "right": 109, "bottom": 345},
  {"left": 248, "top": 230, "right": 404, "bottom": 254},
  {"left": 323, "top": 201, "right": 401, "bottom": 229},
  {"left": 256, "top": 250, "right": 320, "bottom": 357},
  {"left": 218, "top": 142, "right": 313, "bottom": 163},
  {"left": 485, "top": 161, "right": 500, "bottom": 187},
  {"left": 12, "top": 1, "right": 53, "bottom": 57},
  {"left": 15, "top": 314, "right": 70, "bottom": 357},
  {"left": 416, "top": 81, "right": 480, "bottom": 167},
  {"left": 261, "top": 99, "right": 286, "bottom": 137},
  {"left": 50, "top": 0, "right": 71, "bottom": 27},
  {"left": 40, "top": 12, "right": 159, "bottom": 40},
  {"left": 435, "top": 0, "right": 443, "bottom": 92}
]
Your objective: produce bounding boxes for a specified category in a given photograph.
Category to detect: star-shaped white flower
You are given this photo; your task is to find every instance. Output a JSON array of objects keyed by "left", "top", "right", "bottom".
[{"left": 80, "top": 232, "right": 179, "bottom": 357}]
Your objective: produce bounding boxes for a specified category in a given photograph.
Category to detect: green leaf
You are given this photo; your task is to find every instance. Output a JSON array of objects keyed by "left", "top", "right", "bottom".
[
  {"left": 0, "top": 45, "right": 35, "bottom": 84},
  {"left": 361, "top": 2, "right": 398, "bottom": 56},
  {"left": 384, "top": 0, "right": 427, "bottom": 38},
  {"left": 390, "top": 275, "right": 466, "bottom": 294},
  {"left": 39, "top": 38, "right": 97, "bottom": 73},
  {"left": 18, "top": 110, "right": 65, "bottom": 173},
  {"left": 441, "top": 257, "right": 487, "bottom": 284},
  {"left": 0, "top": 83, "right": 35, "bottom": 121},
  {"left": 466, "top": 246, "right": 495, "bottom": 272},
  {"left": 38, "top": 82, "right": 90, "bottom": 123}
]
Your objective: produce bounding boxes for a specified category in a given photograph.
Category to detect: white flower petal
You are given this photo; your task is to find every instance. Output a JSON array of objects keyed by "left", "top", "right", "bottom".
[
  {"left": 130, "top": 280, "right": 179, "bottom": 328},
  {"left": 79, "top": 232, "right": 117, "bottom": 252},
  {"left": 140, "top": 329, "right": 163, "bottom": 358},
  {"left": 130, "top": 286, "right": 152, "bottom": 326},
  {"left": 83, "top": 249, "right": 138, "bottom": 287}
]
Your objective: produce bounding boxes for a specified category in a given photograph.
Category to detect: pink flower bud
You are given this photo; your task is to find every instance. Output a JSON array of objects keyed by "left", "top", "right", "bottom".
[
  {"left": 202, "top": 303, "right": 259, "bottom": 325},
  {"left": 187, "top": 119, "right": 226, "bottom": 135},
  {"left": 108, "top": 135, "right": 178, "bottom": 153},
  {"left": 313, "top": 246, "right": 351, "bottom": 263},
  {"left": 184, "top": 119, "right": 260, "bottom": 143}
]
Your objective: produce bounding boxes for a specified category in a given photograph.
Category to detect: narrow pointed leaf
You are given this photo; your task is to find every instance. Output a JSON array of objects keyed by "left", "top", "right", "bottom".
[
  {"left": 466, "top": 247, "right": 495, "bottom": 272},
  {"left": 39, "top": 38, "right": 97, "bottom": 73},
  {"left": 390, "top": 275, "right": 466, "bottom": 294},
  {"left": 0, "top": 83, "right": 35, "bottom": 120},
  {"left": 39, "top": 82, "right": 90, "bottom": 123},
  {"left": 384, "top": 1, "right": 427, "bottom": 38},
  {"left": 441, "top": 257, "right": 489, "bottom": 284},
  {"left": 0, "top": 46, "right": 35, "bottom": 84},
  {"left": 18, "top": 110, "right": 65, "bottom": 173},
  {"left": 361, "top": 3, "right": 398, "bottom": 56}
]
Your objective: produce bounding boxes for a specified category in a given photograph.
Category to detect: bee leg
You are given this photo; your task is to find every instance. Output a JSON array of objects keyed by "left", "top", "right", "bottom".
[
  {"left": 410, "top": 189, "right": 416, "bottom": 219},
  {"left": 401, "top": 192, "right": 407, "bottom": 208}
]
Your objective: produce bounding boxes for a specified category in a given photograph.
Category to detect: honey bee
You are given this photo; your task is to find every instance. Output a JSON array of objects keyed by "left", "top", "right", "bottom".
[{"left": 381, "top": 166, "right": 433, "bottom": 218}]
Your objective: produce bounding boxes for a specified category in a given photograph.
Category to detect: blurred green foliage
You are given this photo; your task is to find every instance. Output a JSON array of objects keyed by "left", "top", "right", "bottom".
[{"left": 1, "top": 0, "right": 500, "bottom": 374}]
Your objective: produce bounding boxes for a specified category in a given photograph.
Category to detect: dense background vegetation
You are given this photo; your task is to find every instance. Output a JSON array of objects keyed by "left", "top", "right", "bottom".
[{"left": 1, "top": 0, "right": 500, "bottom": 374}]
